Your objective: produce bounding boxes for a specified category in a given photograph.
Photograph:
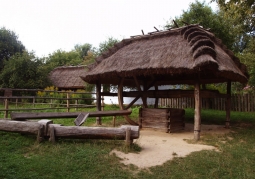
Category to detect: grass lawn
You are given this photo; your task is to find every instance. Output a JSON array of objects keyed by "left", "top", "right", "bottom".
[{"left": 0, "top": 105, "right": 255, "bottom": 179}]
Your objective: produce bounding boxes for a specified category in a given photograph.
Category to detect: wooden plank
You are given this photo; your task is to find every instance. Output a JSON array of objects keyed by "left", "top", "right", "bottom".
[
  {"left": 11, "top": 110, "right": 132, "bottom": 121},
  {"left": 169, "top": 116, "right": 185, "bottom": 123},
  {"left": 141, "top": 118, "right": 170, "bottom": 123},
  {"left": 142, "top": 123, "right": 168, "bottom": 129},
  {"left": 74, "top": 113, "right": 89, "bottom": 126}
]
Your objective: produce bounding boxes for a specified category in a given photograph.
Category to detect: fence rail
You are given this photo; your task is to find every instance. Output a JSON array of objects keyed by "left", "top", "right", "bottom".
[
  {"left": 159, "top": 94, "right": 255, "bottom": 112},
  {"left": 1, "top": 88, "right": 254, "bottom": 119},
  {"left": 0, "top": 89, "right": 101, "bottom": 118}
]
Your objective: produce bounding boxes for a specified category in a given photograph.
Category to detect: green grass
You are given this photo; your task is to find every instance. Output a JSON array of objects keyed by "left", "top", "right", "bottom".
[{"left": 1, "top": 105, "right": 255, "bottom": 178}]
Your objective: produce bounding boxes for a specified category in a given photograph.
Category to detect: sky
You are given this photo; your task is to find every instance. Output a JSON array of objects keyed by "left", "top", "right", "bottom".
[{"left": 0, "top": 0, "right": 217, "bottom": 58}]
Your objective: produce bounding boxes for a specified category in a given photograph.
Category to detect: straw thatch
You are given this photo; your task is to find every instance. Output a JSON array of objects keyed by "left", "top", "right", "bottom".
[
  {"left": 49, "top": 66, "right": 86, "bottom": 90},
  {"left": 81, "top": 25, "right": 248, "bottom": 86}
]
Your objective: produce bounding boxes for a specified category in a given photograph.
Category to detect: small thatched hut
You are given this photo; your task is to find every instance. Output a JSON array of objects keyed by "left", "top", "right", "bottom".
[
  {"left": 81, "top": 24, "right": 248, "bottom": 140},
  {"left": 49, "top": 66, "right": 86, "bottom": 90}
]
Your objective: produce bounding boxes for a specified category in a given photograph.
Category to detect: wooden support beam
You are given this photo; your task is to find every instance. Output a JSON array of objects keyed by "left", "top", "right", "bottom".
[
  {"left": 11, "top": 110, "right": 132, "bottom": 121},
  {"left": 118, "top": 78, "right": 138, "bottom": 125},
  {"left": 194, "top": 83, "right": 201, "bottom": 141},
  {"left": 96, "top": 82, "right": 102, "bottom": 125},
  {"left": 225, "top": 81, "right": 231, "bottom": 128},
  {"left": 154, "top": 85, "right": 159, "bottom": 108},
  {"left": 133, "top": 76, "right": 147, "bottom": 108},
  {"left": 118, "top": 78, "right": 124, "bottom": 109},
  {"left": 102, "top": 89, "right": 224, "bottom": 98},
  {"left": 124, "top": 79, "right": 157, "bottom": 110},
  {"left": 142, "top": 80, "right": 148, "bottom": 108}
]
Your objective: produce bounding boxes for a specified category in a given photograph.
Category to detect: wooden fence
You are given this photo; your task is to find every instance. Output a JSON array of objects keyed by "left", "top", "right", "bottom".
[
  {"left": 159, "top": 93, "right": 255, "bottom": 112},
  {"left": 1, "top": 88, "right": 254, "bottom": 119},
  {"left": 0, "top": 88, "right": 100, "bottom": 118}
]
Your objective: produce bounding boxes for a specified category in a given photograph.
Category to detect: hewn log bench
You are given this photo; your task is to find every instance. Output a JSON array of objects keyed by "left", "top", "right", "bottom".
[
  {"left": 0, "top": 119, "right": 44, "bottom": 142},
  {"left": 0, "top": 119, "right": 139, "bottom": 145},
  {"left": 48, "top": 125, "right": 139, "bottom": 145}
]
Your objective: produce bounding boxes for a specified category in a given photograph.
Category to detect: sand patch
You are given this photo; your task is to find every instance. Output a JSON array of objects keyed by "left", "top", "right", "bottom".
[{"left": 110, "top": 123, "right": 230, "bottom": 168}]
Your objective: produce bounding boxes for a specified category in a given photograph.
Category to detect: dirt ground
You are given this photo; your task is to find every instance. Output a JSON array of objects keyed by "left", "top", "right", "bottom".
[{"left": 110, "top": 123, "right": 230, "bottom": 169}]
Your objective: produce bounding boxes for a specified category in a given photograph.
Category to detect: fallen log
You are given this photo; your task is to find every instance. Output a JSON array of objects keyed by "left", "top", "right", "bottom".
[
  {"left": 49, "top": 125, "right": 139, "bottom": 141},
  {"left": 11, "top": 110, "right": 132, "bottom": 121}
]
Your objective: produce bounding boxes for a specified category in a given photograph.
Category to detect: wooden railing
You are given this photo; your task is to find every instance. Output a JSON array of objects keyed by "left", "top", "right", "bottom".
[
  {"left": 159, "top": 93, "right": 255, "bottom": 112},
  {"left": 0, "top": 89, "right": 100, "bottom": 118}
]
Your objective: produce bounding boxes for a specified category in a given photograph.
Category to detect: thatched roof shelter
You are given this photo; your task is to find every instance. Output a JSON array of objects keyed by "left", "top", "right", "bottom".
[
  {"left": 49, "top": 66, "right": 86, "bottom": 90},
  {"left": 81, "top": 24, "right": 248, "bottom": 140},
  {"left": 82, "top": 24, "right": 248, "bottom": 86}
]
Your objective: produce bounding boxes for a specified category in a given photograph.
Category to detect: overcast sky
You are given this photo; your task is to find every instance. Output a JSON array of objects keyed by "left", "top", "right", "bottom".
[{"left": 0, "top": 0, "right": 217, "bottom": 58}]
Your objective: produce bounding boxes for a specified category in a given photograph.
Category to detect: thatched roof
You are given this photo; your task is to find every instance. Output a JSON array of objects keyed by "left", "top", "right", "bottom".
[
  {"left": 49, "top": 66, "right": 86, "bottom": 89},
  {"left": 81, "top": 24, "right": 248, "bottom": 86}
]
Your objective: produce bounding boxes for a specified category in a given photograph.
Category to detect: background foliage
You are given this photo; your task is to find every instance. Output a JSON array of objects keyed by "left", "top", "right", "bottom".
[{"left": 0, "top": 1, "right": 254, "bottom": 93}]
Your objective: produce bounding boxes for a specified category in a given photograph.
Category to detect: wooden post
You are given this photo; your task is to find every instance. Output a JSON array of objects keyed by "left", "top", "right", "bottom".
[
  {"left": 142, "top": 81, "right": 148, "bottom": 108},
  {"left": 101, "top": 97, "right": 104, "bottom": 111},
  {"left": 113, "top": 116, "right": 116, "bottom": 127},
  {"left": 118, "top": 78, "right": 138, "bottom": 125},
  {"left": 66, "top": 93, "right": 70, "bottom": 112},
  {"left": 16, "top": 98, "right": 18, "bottom": 108},
  {"left": 154, "top": 85, "right": 159, "bottom": 108},
  {"left": 50, "top": 99, "right": 53, "bottom": 108},
  {"left": 75, "top": 99, "right": 78, "bottom": 111},
  {"left": 125, "top": 127, "right": 132, "bottom": 147},
  {"left": 49, "top": 125, "right": 56, "bottom": 144},
  {"left": 33, "top": 97, "right": 35, "bottom": 108},
  {"left": 194, "top": 83, "right": 201, "bottom": 141},
  {"left": 37, "top": 125, "right": 44, "bottom": 143},
  {"left": 96, "top": 82, "right": 102, "bottom": 125},
  {"left": 4, "top": 98, "right": 9, "bottom": 118},
  {"left": 225, "top": 81, "right": 231, "bottom": 128}
]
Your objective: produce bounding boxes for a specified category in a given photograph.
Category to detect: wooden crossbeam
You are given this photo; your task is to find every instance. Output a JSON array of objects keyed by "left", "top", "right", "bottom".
[{"left": 11, "top": 110, "right": 132, "bottom": 121}]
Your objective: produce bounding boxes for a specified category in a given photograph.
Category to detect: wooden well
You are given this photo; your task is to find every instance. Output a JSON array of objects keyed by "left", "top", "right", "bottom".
[{"left": 139, "top": 108, "right": 185, "bottom": 133}]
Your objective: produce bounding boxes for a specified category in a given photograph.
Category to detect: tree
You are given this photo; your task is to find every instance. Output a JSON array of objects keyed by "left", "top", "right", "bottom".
[
  {"left": 214, "top": 0, "right": 255, "bottom": 35},
  {"left": 165, "top": 1, "right": 235, "bottom": 50},
  {"left": 0, "top": 27, "right": 26, "bottom": 69},
  {"left": 74, "top": 43, "right": 95, "bottom": 59},
  {"left": 213, "top": 0, "right": 255, "bottom": 52},
  {"left": 97, "top": 37, "right": 119, "bottom": 55},
  {"left": 45, "top": 49, "right": 82, "bottom": 72},
  {"left": 0, "top": 52, "right": 51, "bottom": 89},
  {"left": 213, "top": 0, "right": 255, "bottom": 88}
]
